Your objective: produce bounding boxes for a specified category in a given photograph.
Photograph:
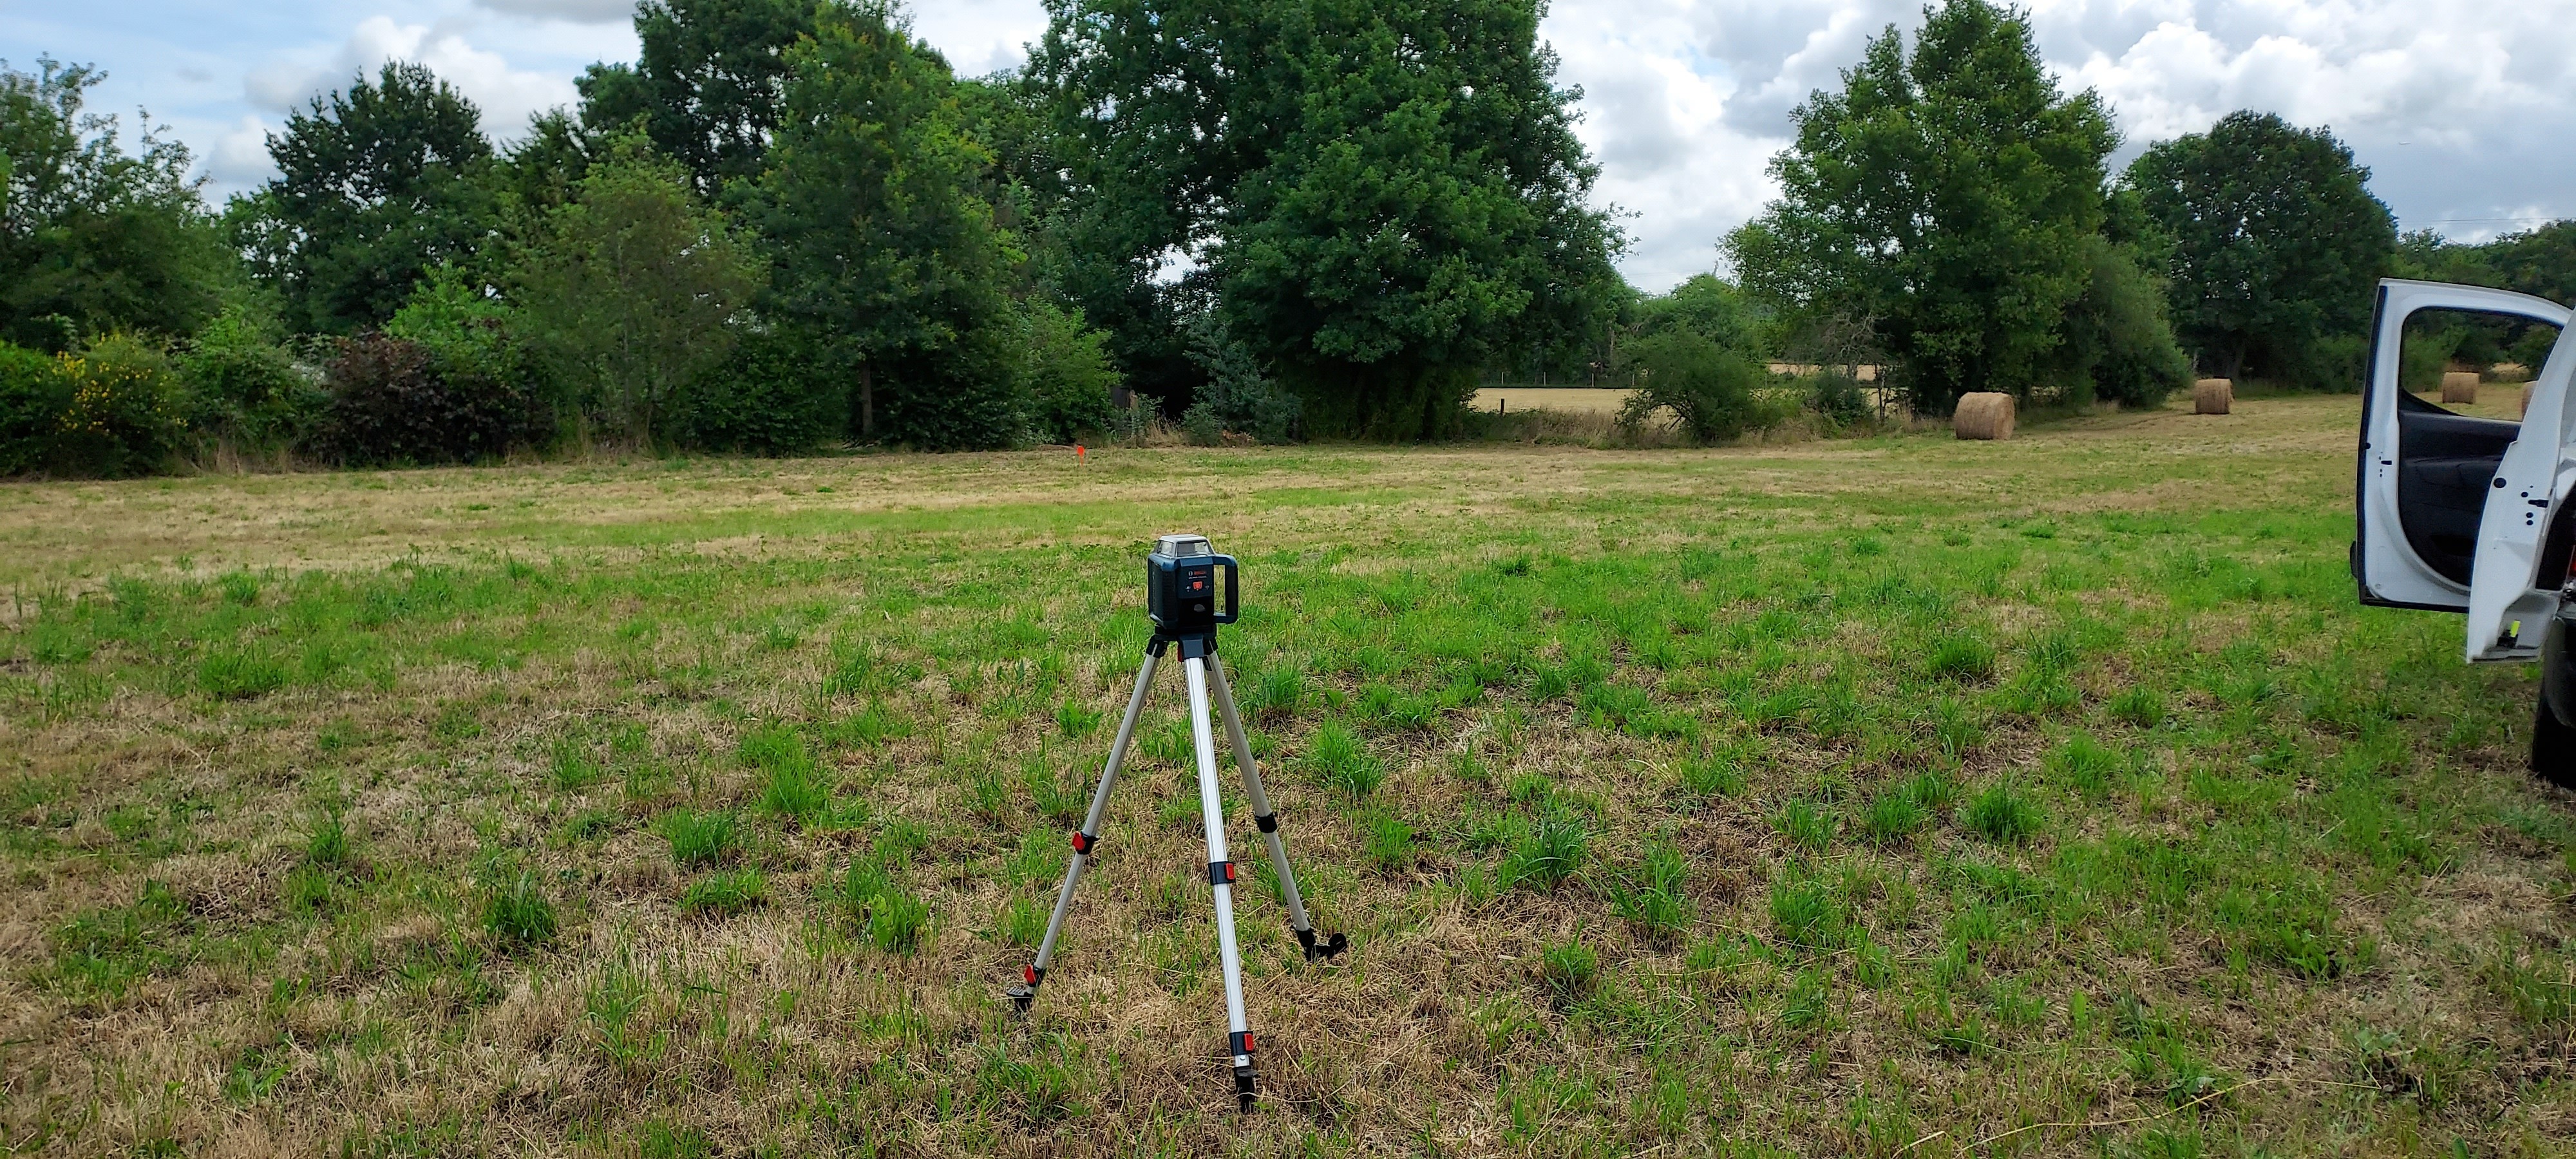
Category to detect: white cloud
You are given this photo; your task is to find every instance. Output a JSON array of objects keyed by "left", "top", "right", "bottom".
[
  {"left": 469, "top": 0, "right": 635, "bottom": 24},
  {"left": 245, "top": 15, "right": 579, "bottom": 137}
]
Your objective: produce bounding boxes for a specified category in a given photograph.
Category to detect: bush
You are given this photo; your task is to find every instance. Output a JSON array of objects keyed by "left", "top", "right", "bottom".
[
  {"left": 2053, "top": 238, "right": 2190, "bottom": 409},
  {"left": 1806, "top": 370, "right": 1870, "bottom": 426},
  {"left": 53, "top": 334, "right": 189, "bottom": 476},
  {"left": 670, "top": 325, "right": 844, "bottom": 453},
  {"left": 178, "top": 309, "right": 324, "bottom": 456},
  {"left": 321, "top": 334, "right": 549, "bottom": 466},
  {"left": 0, "top": 341, "right": 71, "bottom": 475},
  {"left": 1019, "top": 299, "right": 1121, "bottom": 444},
  {"left": 1618, "top": 329, "right": 1764, "bottom": 443},
  {"left": 1184, "top": 313, "right": 1301, "bottom": 444}
]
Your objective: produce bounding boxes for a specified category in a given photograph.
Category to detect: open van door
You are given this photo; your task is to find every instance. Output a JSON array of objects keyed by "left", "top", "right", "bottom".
[
  {"left": 2355, "top": 280, "right": 2570, "bottom": 632},
  {"left": 2466, "top": 306, "right": 2576, "bottom": 660}
]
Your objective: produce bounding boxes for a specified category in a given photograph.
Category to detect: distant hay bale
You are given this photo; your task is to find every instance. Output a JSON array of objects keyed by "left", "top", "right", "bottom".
[
  {"left": 2441, "top": 372, "right": 2479, "bottom": 404},
  {"left": 2193, "top": 378, "right": 2232, "bottom": 415},
  {"left": 1953, "top": 393, "right": 2014, "bottom": 440}
]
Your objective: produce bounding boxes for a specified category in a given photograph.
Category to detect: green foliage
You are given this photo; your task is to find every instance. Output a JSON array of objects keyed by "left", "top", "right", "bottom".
[
  {"left": 679, "top": 867, "right": 766, "bottom": 916},
  {"left": 512, "top": 136, "right": 761, "bottom": 442},
  {"left": 1018, "top": 299, "right": 1122, "bottom": 444},
  {"left": 743, "top": 726, "right": 830, "bottom": 823},
  {"left": 1360, "top": 808, "right": 1416, "bottom": 874},
  {"left": 834, "top": 854, "right": 929, "bottom": 954},
  {"left": 1678, "top": 751, "right": 1747, "bottom": 799},
  {"left": 1538, "top": 938, "right": 1599, "bottom": 1006},
  {"left": 661, "top": 809, "right": 739, "bottom": 867},
  {"left": 1963, "top": 782, "right": 2043, "bottom": 843},
  {"left": 1860, "top": 790, "right": 1930, "bottom": 844},
  {"left": 198, "top": 648, "right": 287, "bottom": 699},
  {"left": 1607, "top": 842, "right": 1692, "bottom": 940},
  {"left": 0, "top": 59, "right": 234, "bottom": 350},
  {"left": 1500, "top": 808, "right": 1588, "bottom": 891},
  {"left": 1927, "top": 632, "right": 1996, "bottom": 681},
  {"left": 1180, "top": 314, "right": 1302, "bottom": 444},
  {"left": 1768, "top": 874, "right": 1842, "bottom": 950},
  {"left": 178, "top": 307, "right": 321, "bottom": 453},
  {"left": 0, "top": 340, "right": 71, "bottom": 474},
  {"left": 1633, "top": 274, "right": 1767, "bottom": 353},
  {"left": 1773, "top": 798, "right": 1835, "bottom": 854},
  {"left": 482, "top": 873, "right": 558, "bottom": 948},
  {"left": 1728, "top": 0, "right": 2123, "bottom": 413},
  {"left": 575, "top": 0, "right": 820, "bottom": 196},
  {"left": 1306, "top": 721, "right": 1384, "bottom": 797},
  {"left": 242, "top": 61, "right": 497, "bottom": 335},
  {"left": 53, "top": 334, "right": 188, "bottom": 476},
  {"left": 750, "top": 5, "right": 1025, "bottom": 450},
  {"left": 1618, "top": 330, "right": 1764, "bottom": 444},
  {"left": 1039, "top": 0, "right": 1622, "bottom": 440},
  {"left": 2051, "top": 234, "right": 2191, "bottom": 408},
  {"left": 2128, "top": 111, "right": 2394, "bottom": 385}
]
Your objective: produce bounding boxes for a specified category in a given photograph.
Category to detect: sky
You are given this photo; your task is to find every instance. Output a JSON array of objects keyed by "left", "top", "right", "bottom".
[{"left": 6, "top": 0, "right": 2575, "bottom": 294}]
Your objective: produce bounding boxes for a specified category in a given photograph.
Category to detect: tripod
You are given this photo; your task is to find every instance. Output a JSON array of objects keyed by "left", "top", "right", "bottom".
[{"left": 1007, "top": 536, "right": 1345, "bottom": 1112}]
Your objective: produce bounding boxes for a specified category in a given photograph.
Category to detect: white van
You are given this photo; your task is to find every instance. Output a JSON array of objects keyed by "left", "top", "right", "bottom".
[{"left": 2353, "top": 278, "right": 2576, "bottom": 780}]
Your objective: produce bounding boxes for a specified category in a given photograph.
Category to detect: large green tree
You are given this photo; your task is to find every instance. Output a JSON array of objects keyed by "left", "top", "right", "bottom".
[
  {"left": 747, "top": 1, "right": 1027, "bottom": 449},
  {"left": 1727, "top": 0, "right": 2117, "bottom": 413},
  {"left": 2126, "top": 110, "right": 2393, "bottom": 382},
  {"left": 1030, "top": 0, "right": 1622, "bottom": 437},
  {"left": 0, "top": 58, "right": 233, "bottom": 350},
  {"left": 242, "top": 62, "right": 496, "bottom": 335},
  {"left": 513, "top": 137, "right": 762, "bottom": 442},
  {"left": 576, "top": 0, "right": 822, "bottom": 198}
]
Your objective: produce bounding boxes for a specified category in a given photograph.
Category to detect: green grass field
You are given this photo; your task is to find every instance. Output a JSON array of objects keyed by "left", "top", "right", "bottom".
[{"left": 5, "top": 395, "right": 2573, "bottom": 1156}]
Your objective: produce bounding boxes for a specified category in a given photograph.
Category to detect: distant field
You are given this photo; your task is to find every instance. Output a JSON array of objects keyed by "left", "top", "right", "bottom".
[
  {"left": 1471, "top": 386, "right": 1636, "bottom": 413},
  {"left": 5, "top": 395, "right": 2573, "bottom": 1155}
]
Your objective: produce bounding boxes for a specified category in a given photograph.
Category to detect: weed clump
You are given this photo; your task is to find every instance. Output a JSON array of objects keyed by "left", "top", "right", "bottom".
[
  {"left": 1306, "top": 721, "right": 1384, "bottom": 797},
  {"left": 199, "top": 649, "right": 286, "bottom": 699},
  {"left": 1678, "top": 750, "right": 1746, "bottom": 799},
  {"left": 1607, "top": 842, "right": 1690, "bottom": 941},
  {"left": 483, "top": 873, "right": 558, "bottom": 948},
  {"left": 1773, "top": 798, "right": 1833, "bottom": 854},
  {"left": 1500, "top": 809, "right": 1589, "bottom": 891},
  {"left": 1359, "top": 809, "right": 1416, "bottom": 875},
  {"left": 1927, "top": 633, "right": 1996, "bottom": 681},
  {"left": 1768, "top": 875, "right": 1842, "bottom": 951},
  {"left": 1963, "top": 783, "right": 2043, "bottom": 843},
  {"left": 679, "top": 868, "right": 765, "bottom": 917},
  {"left": 1538, "top": 938, "right": 1598, "bottom": 1006},
  {"left": 2110, "top": 685, "right": 2167, "bottom": 728},
  {"left": 661, "top": 810, "right": 740, "bottom": 867}
]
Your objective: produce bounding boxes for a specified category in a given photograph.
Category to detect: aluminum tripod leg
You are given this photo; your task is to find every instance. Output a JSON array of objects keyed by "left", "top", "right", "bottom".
[
  {"left": 1207, "top": 654, "right": 1345, "bottom": 962},
  {"left": 1010, "top": 646, "right": 1161, "bottom": 1008},
  {"left": 1183, "top": 650, "right": 1260, "bottom": 1110}
]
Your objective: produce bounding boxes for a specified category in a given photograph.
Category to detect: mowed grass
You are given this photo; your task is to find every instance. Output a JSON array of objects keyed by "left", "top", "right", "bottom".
[{"left": 3, "top": 395, "right": 2573, "bottom": 1154}]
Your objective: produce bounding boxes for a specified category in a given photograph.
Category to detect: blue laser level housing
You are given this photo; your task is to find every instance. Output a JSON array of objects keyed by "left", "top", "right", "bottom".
[{"left": 1146, "top": 533, "right": 1238, "bottom": 639}]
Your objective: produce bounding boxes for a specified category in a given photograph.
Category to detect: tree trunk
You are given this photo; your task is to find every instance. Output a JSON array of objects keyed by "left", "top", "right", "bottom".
[{"left": 859, "top": 361, "right": 874, "bottom": 439}]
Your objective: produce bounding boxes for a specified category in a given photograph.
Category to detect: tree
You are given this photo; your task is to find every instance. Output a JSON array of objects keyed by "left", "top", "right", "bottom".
[
  {"left": 243, "top": 62, "right": 496, "bottom": 335},
  {"left": 748, "top": 2, "right": 1027, "bottom": 449},
  {"left": 576, "top": 0, "right": 821, "bottom": 197},
  {"left": 513, "top": 138, "right": 761, "bottom": 442},
  {"left": 0, "top": 58, "right": 233, "bottom": 350},
  {"left": 1031, "top": 0, "right": 1623, "bottom": 438},
  {"left": 2126, "top": 111, "right": 2393, "bottom": 384},
  {"left": 1727, "top": 0, "right": 2117, "bottom": 414},
  {"left": 1633, "top": 274, "right": 1766, "bottom": 352}
]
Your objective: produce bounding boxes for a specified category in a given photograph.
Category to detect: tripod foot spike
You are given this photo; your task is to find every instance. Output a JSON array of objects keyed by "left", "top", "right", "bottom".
[
  {"left": 1006, "top": 965, "right": 1044, "bottom": 1013},
  {"left": 1234, "top": 1064, "right": 1259, "bottom": 1112},
  {"left": 1296, "top": 928, "right": 1349, "bottom": 963}
]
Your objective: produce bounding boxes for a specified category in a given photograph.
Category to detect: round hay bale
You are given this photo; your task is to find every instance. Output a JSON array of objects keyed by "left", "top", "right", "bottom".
[
  {"left": 1953, "top": 392, "right": 2015, "bottom": 440},
  {"left": 2441, "top": 372, "right": 2479, "bottom": 404},
  {"left": 2192, "top": 377, "right": 2233, "bottom": 415}
]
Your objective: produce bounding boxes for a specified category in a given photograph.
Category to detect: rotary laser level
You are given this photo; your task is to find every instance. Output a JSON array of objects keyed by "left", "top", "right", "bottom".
[{"left": 1005, "top": 534, "right": 1347, "bottom": 1111}]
